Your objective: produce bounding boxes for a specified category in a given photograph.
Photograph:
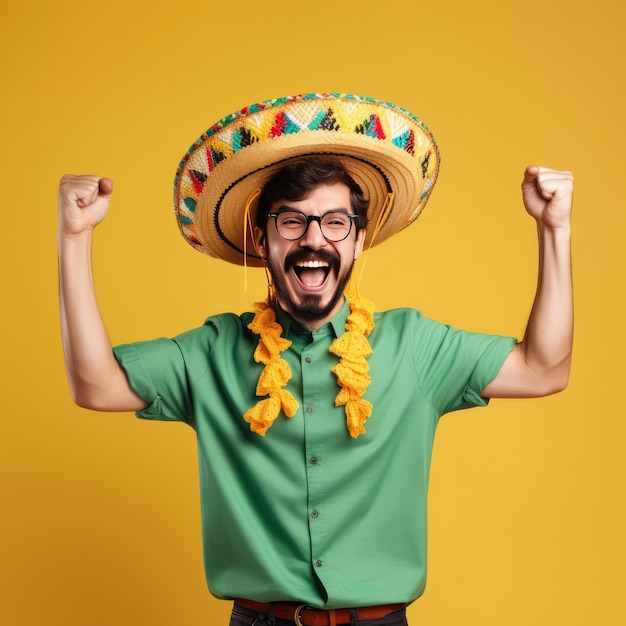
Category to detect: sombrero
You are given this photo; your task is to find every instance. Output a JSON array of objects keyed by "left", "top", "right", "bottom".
[{"left": 174, "top": 93, "right": 440, "bottom": 267}]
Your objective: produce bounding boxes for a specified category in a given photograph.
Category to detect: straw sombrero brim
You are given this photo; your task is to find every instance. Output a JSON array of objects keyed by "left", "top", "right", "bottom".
[{"left": 174, "top": 93, "right": 440, "bottom": 267}]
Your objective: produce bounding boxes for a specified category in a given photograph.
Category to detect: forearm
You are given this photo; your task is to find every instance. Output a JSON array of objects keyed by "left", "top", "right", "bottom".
[
  {"left": 58, "top": 232, "right": 145, "bottom": 410},
  {"left": 520, "top": 221, "right": 573, "bottom": 386}
]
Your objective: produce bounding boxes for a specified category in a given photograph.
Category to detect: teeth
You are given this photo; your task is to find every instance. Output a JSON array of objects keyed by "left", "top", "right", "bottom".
[{"left": 295, "top": 260, "right": 329, "bottom": 268}]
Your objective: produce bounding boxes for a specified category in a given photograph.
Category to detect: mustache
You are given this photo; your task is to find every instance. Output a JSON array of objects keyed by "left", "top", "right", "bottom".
[{"left": 284, "top": 248, "right": 340, "bottom": 273}]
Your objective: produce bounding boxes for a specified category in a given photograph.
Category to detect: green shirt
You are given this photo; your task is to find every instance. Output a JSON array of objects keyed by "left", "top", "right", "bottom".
[{"left": 113, "top": 302, "right": 516, "bottom": 608}]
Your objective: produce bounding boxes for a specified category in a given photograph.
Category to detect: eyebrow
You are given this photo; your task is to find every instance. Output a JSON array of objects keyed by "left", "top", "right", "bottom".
[{"left": 274, "top": 205, "right": 351, "bottom": 215}]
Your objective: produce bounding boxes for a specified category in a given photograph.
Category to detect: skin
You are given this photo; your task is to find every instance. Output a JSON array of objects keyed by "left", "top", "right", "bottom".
[{"left": 57, "top": 165, "right": 573, "bottom": 412}]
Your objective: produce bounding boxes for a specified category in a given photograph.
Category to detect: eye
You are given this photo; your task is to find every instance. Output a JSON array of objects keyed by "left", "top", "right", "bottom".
[
  {"left": 278, "top": 212, "right": 306, "bottom": 228},
  {"left": 323, "top": 213, "right": 350, "bottom": 227}
]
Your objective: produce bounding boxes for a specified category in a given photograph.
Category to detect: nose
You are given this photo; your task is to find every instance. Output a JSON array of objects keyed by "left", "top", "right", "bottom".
[{"left": 299, "top": 217, "right": 327, "bottom": 249}]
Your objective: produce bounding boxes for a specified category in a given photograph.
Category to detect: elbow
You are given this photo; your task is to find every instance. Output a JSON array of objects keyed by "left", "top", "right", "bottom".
[
  {"left": 70, "top": 386, "right": 100, "bottom": 411},
  {"left": 67, "top": 372, "right": 146, "bottom": 413},
  {"left": 538, "top": 361, "right": 571, "bottom": 396},
  {"left": 68, "top": 379, "right": 109, "bottom": 411},
  {"left": 525, "top": 345, "right": 572, "bottom": 396},
  {"left": 544, "top": 374, "right": 569, "bottom": 395}
]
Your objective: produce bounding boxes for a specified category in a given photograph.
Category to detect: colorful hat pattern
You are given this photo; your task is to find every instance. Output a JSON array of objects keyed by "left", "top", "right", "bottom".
[{"left": 174, "top": 93, "right": 440, "bottom": 266}]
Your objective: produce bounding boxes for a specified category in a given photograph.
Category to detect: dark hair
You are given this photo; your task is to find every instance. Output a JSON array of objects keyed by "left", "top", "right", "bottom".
[{"left": 256, "top": 157, "right": 369, "bottom": 231}]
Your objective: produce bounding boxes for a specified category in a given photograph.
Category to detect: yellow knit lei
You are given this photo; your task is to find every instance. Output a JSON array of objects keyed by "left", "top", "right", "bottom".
[{"left": 243, "top": 287, "right": 375, "bottom": 438}]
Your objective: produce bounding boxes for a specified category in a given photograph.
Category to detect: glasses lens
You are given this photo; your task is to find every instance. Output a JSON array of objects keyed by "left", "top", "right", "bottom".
[
  {"left": 320, "top": 213, "right": 352, "bottom": 241},
  {"left": 275, "top": 212, "right": 308, "bottom": 239}
]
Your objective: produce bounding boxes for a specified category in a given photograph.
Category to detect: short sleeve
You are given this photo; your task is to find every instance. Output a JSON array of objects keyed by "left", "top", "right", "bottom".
[
  {"left": 414, "top": 317, "right": 517, "bottom": 415},
  {"left": 113, "top": 338, "right": 193, "bottom": 424}
]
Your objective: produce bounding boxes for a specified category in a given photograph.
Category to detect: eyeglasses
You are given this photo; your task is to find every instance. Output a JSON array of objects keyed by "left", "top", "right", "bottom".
[{"left": 267, "top": 210, "right": 359, "bottom": 242}]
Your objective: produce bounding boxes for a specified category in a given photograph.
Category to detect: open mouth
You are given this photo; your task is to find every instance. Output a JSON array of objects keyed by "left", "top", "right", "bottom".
[{"left": 293, "top": 259, "right": 331, "bottom": 289}]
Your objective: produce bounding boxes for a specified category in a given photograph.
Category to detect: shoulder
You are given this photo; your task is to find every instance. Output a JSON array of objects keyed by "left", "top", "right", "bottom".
[
  {"left": 202, "top": 310, "right": 255, "bottom": 332},
  {"left": 372, "top": 307, "right": 513, "bottom": 355},
  {"left": 374, "top": 307, "right": 424, "bottom": 323},
  {"left": 373, "top": 307, "right": 447, "bottom": 336},
  {"left": 369, "top": 308, "right": 454, "bottom": 358},
  {"left": 173, "top": 311, "right": 255, "bottom": 348}
]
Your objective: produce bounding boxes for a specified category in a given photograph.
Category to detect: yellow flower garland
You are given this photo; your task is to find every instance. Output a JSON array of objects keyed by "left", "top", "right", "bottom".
[
  {"left": 243, "top": 300, "right": 299, "bottom": 436},
  {"left": 244, "top": 285, "right": 375, "bottom": 438},
  {"left": 329, "top": 288, "right": 375, "bottom": 438}
]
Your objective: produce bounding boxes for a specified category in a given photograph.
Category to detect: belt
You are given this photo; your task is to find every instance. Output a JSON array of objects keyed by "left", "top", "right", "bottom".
[{"left": 234, "top": 599, "right": 407, "bottom": 626}]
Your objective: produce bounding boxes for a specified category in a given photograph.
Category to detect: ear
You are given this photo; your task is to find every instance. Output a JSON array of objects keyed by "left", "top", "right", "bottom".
[
  {"left": 353, "top": 228, "right": 366, "bottom": 260},
  {"left": 253, "top": 226, "right": 267, "bottom": 259}
]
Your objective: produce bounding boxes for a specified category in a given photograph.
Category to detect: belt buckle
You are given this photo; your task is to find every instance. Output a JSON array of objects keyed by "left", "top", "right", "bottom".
[{"left": 293, "top": 604, "right": 309, "bottom": 626}]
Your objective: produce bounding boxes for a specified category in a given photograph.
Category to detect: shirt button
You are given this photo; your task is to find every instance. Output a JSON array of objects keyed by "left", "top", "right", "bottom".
[
  {"left": 315, "top": 559, "right": 322, "bottom": 567},
  {"left": 311, "top": 509, "right": 319, "bottom": 518},
  {"left": 310, "top": 457, "right": 318, "bottom": 465},
  {"left": 305, "top": 357, "right": 311, "bottom": 363},
  {"left": 306, "top": 405, "right": 314, "bottom": 413}
]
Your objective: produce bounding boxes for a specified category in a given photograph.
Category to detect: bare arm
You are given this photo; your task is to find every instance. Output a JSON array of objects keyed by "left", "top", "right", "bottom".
[
  {"left": 58, "top": 175, "right": 147, "bottom": 411},
  {"left": 482, "top": 166, "right": 574, "bottom": 398}
]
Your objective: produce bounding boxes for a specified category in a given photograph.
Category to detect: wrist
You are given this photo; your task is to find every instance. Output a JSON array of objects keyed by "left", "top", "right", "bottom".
[
  {"left": 57, "top": 227, "right": 94, "bottom": 244},
  {"left": 57, "top": 228, "right": 96, "bottom": 262},
  {"left": 536, "top": 219, "right": 571, "bottom": 239}
]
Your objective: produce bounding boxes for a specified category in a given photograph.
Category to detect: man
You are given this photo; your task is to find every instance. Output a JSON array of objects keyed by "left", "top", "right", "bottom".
[{"left": 58, "top": 94, "right": 573, "bottom": 626}]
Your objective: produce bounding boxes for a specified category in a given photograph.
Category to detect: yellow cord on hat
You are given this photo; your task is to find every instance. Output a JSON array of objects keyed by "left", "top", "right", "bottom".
[
  {"left": 244, "top": 285, "right": 375, "bottom": 438},
  {"left": 357, "top": 192, "right": 394, "bottom": 288},
  {"left": 369, "top": 192, "right": 394, "bottom": 247},
  {"left": 242, "top": 188, "right": 262, "bottom": 291}
]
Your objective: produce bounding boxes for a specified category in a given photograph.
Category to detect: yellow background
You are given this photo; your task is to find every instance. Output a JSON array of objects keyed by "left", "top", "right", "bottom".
[{"left": 1, "top": 0, "right": 624, "bottom": 624}]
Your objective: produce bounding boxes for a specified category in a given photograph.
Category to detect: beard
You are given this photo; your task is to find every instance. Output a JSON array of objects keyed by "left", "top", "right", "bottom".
[{"left": 267, "top": 247, "right": 355, "bottom": 324}]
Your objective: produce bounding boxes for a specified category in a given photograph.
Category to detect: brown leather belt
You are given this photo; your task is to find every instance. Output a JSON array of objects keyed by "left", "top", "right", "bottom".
[{"left": 234, "top": 599, "right": 407, "bottom": 626}]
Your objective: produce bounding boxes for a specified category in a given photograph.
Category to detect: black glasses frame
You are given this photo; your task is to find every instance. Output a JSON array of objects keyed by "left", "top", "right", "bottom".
[{"left": 267, "top": 210, "right": 359, "bottom": 242}]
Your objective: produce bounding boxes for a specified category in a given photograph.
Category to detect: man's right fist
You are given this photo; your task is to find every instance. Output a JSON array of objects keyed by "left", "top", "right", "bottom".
[{"left": 58, "top": 175, "right": 113, "bottom": 236}]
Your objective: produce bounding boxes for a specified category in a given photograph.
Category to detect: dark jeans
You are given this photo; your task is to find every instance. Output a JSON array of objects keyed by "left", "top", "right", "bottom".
[{"left": 228, "top": 602, "right": 409, "bottom": 626}]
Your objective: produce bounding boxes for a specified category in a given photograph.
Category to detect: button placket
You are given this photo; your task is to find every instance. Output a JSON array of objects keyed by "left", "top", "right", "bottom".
[{"left": 299, "top": 330, "right": 335, "bottom": 592}]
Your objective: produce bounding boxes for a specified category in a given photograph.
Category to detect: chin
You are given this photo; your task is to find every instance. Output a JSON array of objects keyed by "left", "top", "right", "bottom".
[{"left": 291, "top": 294, "right": 340, "bottom": 323}]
